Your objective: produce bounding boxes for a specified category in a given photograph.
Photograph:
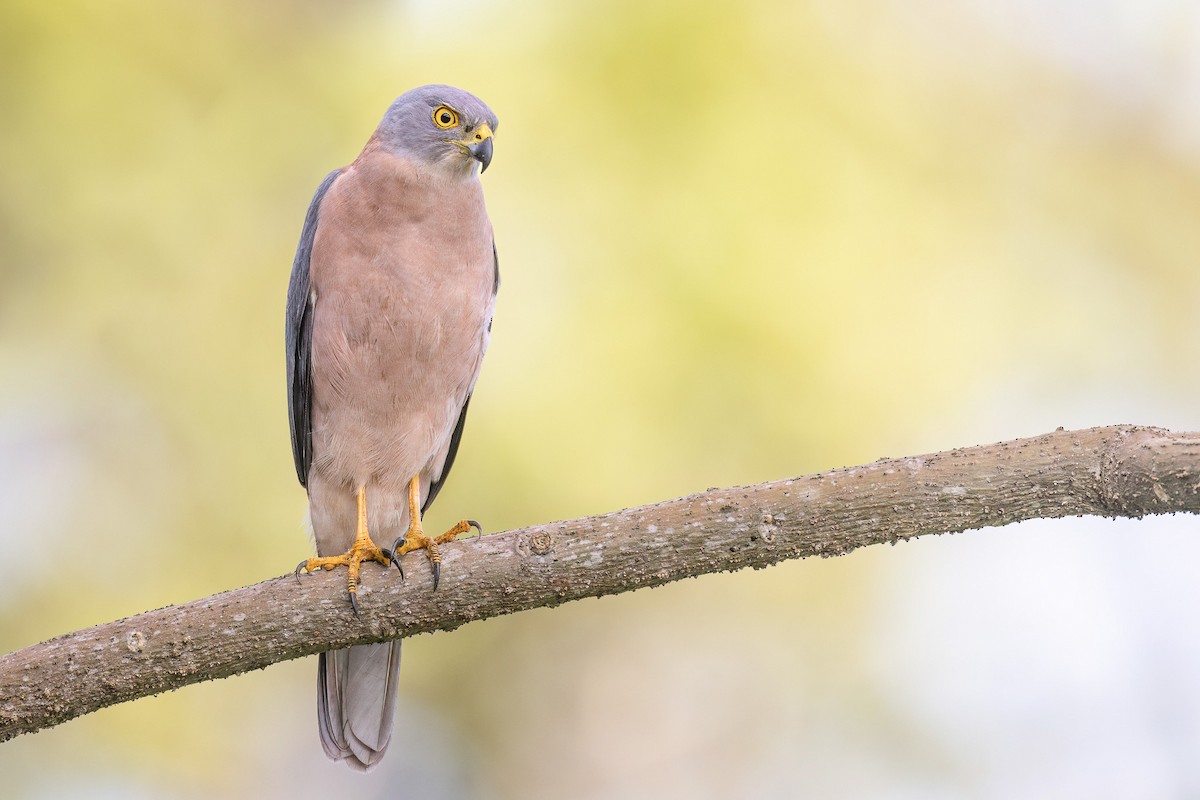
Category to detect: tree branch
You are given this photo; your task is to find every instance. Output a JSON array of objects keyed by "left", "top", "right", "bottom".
[{"left": 3, "top": 424, "right": 1199, "bottom": 741}]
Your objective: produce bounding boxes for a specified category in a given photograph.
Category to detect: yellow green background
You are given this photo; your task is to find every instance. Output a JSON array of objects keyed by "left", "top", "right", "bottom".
[{"left": 3, "top": 1, "right": 1200, "bottom": 797}]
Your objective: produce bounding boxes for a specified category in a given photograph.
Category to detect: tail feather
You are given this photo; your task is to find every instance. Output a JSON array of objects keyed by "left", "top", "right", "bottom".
[{"left": 317, "top": 641, "right": 402, "bottom": 772}]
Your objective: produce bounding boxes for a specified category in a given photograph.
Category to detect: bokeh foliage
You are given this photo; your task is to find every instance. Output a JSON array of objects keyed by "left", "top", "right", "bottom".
[{"left": 3, "top": 1, "right": 1199, "bottom": 797}]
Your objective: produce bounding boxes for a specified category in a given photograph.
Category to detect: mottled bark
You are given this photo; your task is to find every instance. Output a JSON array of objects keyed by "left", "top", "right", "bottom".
[{"left": 3, "top": 424, "right": 1198, "bottom": 742}]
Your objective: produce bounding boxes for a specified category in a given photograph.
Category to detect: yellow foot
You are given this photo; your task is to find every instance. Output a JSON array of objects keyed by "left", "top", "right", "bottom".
[
  {"left": 294, "top": 539, "right": 392, "bottom": 616},
  {"left": 294, "top": 486, "right": 392, "bottom": 616},
  {"left": 391, "top": 519, "right": 480, "bottom": 590}
]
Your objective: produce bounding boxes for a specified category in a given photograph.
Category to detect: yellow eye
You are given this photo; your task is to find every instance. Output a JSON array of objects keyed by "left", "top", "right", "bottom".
[{"left": 432, "top": 105, "right": 459, "bottom": 129}]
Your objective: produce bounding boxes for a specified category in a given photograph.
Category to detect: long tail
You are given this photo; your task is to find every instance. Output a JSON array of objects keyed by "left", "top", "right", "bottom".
[{"left": 317, "top": 641, "right": 402, "bottom": 772}]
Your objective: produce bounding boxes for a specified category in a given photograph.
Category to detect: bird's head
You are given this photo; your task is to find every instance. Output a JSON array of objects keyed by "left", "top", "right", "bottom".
[{"left": 378, "top": 84, "right": 498, "bottom": 177}]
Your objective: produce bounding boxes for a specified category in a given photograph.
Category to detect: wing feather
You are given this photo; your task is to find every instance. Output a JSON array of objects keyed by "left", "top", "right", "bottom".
[{"left": 286, "top": 169, "right": 341, "bottom": 488}]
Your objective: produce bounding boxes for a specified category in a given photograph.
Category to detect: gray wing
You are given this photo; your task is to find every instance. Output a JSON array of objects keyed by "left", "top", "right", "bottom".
[
  {"left": 422, "top": 241, "right": 500, "bottom": 513},
  {"left": 286, "top": 169, "right": 341, "bottom": 489}
]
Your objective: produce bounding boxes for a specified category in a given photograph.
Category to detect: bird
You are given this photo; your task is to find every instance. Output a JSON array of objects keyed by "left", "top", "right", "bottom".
[{"left": 284, "top": 84, "right": 499, "bottom": 771}]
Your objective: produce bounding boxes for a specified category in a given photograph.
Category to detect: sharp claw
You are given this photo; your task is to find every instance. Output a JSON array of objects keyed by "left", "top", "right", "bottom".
[
  {"left": 467, "top": 519, "right": 483, "bottom": 537},
  {"left": 380, "top": 547, "right": 404, "bottom": 577},
  {"left": 350, "top": 591, "right": 360, "bottom": 618},
  {"left": 390, "top": 537, "right": 407, "bottom": 578},
  {"left": 294, "top": 560, "right": 308, "bottom": 585},
  {"left": 432, "top": 561, "right": 440, "bottom": 591}
]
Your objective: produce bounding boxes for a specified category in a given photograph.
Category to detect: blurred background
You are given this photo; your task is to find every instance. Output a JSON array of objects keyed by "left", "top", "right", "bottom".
[{"left": 2, "top": 0, "right": 1200, "bottom": 797}]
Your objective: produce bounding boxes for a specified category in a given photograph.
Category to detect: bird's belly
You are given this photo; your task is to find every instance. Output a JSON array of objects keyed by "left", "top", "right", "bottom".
[{"left": 308, "top": 262, "right": 491, "bottom": 494}]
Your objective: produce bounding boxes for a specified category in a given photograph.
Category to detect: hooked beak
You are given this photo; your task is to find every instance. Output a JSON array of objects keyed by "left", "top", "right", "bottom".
[{"left": 464, "top": 123, "right": 494, "bottom": 172}]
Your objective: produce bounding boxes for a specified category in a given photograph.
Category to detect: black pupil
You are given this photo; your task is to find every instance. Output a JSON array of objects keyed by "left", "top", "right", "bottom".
[{"left": 439, "top": 112, "right": 452, "bottom": 124}]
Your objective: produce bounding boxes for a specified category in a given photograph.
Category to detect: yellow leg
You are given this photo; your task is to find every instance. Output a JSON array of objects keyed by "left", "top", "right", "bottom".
[
  {"left": 295, "top": 486, "right": 392, "bottom": 615},
  {"left": 390, "top": 475, "right": 480, "bottom": 589}
]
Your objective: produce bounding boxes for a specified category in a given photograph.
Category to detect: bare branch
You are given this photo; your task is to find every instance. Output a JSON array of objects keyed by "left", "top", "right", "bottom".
[{"left": 3, "top": 424, "right": 1198, "bottom": 742}]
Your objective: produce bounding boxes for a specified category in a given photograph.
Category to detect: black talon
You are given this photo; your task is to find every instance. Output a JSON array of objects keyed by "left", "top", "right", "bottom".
[
  {"left": 294, "top": 560, "right": 309, "bottom": 585},
  {"left": 383, "top": 547, "right": 404, "bottom": 578},
  {"left": 390, "top": 537, "right": 407, "bottom": 578},
  {"left": 432, "top": 561, "right": 441, "bottom": 591},
  {"left": 349, "top": 591, "right": 360, "bottom": 618},
  {"left": 467, "top": 519, "right": 483, "bottom": 538}
]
